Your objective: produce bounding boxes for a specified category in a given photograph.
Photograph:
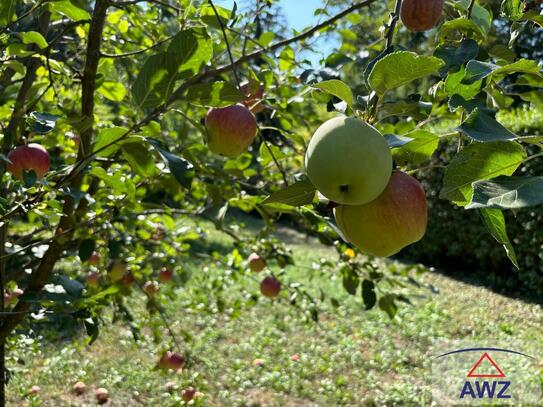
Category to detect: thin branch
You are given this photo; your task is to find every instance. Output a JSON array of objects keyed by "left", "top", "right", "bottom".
[
  {"left": 208, "top": 0, "right": 240, "bottom": 87},
  {"left": 385, "top": 0, "right": 402, "bottom": 48},
  {"left": 113, "top": 0, "right": 182, "bottom": 13},
  {"left": 0, "top": 0, "right": 47, "bottom": 36},
  {"left": 466, "top": 0, "right": 476, "bottom": 19},
  {"left": 100, "top": 35, "right": 175, "bottom": 58},
  {"left": 259, "top": 130, "right": 289, "bottom": 186}
]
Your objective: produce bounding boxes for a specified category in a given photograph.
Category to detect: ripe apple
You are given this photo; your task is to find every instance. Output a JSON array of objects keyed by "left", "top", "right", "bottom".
[
  {"left": 95, "top": 387, "right": 109, "bottom": 404},
  {"left": 260, "top": 276, "right": 281, "bottom": 298},
  {"left": 3, "top": 291, "right": 11, "bottom": 306},
  {"left": 400, "top": 0, "right": 444, "bottom": 32},
  {"left": 253, "top": 358, "right": 265, "bottom": 367},
  {"left": 181, "top": 387, "right": 197, "bottom": 402},
  {"left": 7, "top": 143, "right": 50, "bottom": 180},
  {"left": 205, "top": 104, "right": 257, "bottom": 157},
  {"left": 158, "top": 351, "right": 185, "bottom": 371},
  {"left": 109, "top": 260, "right": 126, "bottom": 281},
  {"left": 29, "top": 385, "right": 40, "bottom": 395},
  {"left": 73, "top": 381, "right": 86, "bottom": 395},
  {"left": 143, "top": 280, "right": 160, "bottom": 296},
  {"left": 334, "top": 171, "right": 428, "bottom": 257},
  {"left": 88, "top": 251, "right": 100, "bottom": 266},
  {"left": 291, "top": 354, "right": 300, "bottom": 362},
  {"left": 240, "top": 81, "right": 264, "bottom": 113},
  {"left": 247, "top": 253, "right": 266, "bottom": 272},
  {"left": 86, "top": 271, "right": 100, "bottom": 288},
  {"left": 157, "top": 267, "right": 173, "bottom": 283},
  {"left": 305, "top": 116, "right": 392, "bottom": 205},
  {"left": 120, "top": 272, "right": 135, "bottom": 287}
]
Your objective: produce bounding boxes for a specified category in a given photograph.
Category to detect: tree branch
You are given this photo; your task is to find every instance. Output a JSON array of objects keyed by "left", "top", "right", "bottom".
[
  {"left": 99, "top": 34, "right": 176, "bottom": 58},
  {"left": 385, "top": 0, "right": 402, "bottom": 48}
]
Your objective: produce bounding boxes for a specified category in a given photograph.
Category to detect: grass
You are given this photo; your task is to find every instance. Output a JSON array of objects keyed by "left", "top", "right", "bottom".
[{"left": 5, "top": 216, "right": 543, "bottom": 406}]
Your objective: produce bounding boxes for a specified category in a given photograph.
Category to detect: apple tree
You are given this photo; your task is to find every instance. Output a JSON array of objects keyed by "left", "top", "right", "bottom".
[{"left": 0, "top": 0, "right": 542, "bottom": 403}]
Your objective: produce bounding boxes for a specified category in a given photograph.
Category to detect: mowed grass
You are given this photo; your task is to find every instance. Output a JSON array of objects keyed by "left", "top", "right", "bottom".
[{"left": 6, "top": 216, "right": 543, "bottom": 406}]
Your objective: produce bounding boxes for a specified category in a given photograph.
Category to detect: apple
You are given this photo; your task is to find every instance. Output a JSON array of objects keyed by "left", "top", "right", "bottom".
[
  {"left": 260, "top": 276, "right": 281, "bottom": 298},
  {"left": 88, "top": 251, "right": 100, "bottom": 266},
  {"left": 7, "top": 144, "right": 50, "bottom": 180},
  {"left": 205, "top": 104, "right": 257, "bottom": 157},
  {"left": 400, "top": 0, "right": 444, "bottom": 32},
  {"left": 253, "top": 358, "right": 265, "bottom": 367},
  {"left": 157, "top": 267, "right": 173, "bottom": 283},
  {"left": 29, "top": 385, "right": 40, "bottom": 395},
  {"left": 143, "top": 280, "right": 160, "bottom": 296},
  {"left": 120, "top": 272, "right": 135, "bottom": 287},
  {"left": 305, "top": 116, "right": 392, "bottom": 205},
  {"left": 109, "top": 260, "right": 126, "bottom": 281},
  {"left": 86, "top": 271, "right": 100, "bottom": 288},
  {"left": 158, "top": 351, "right": 185, "bottom": 371},
  {"left": 95, "top": 387, "right": 109, "bottom": 404},
  {"left": 3, "top": 291, "right": 11, "bottom": 306},
  {"left": 290, "top": 354, "right": 300, "bottom": 362},
  {"left": 247, "top": 253, "right": 266, "bottom": 272},
  {"left": 334, "top": 171, "right": 428, "bottom": 257},
  {"left": 73, "top": 381, "right": 86, "bottom": 395},
  {"left": 181, "top": 387, "right": 197, "bottom": 402},
  {"left": 240, "top": 81, "right": 264, "bottom": 113}
]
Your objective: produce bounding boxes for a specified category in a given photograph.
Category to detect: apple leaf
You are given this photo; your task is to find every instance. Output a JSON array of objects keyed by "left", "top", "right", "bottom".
[
  {"left": 0, "top": 0, "right": 16, "bottom": 25},
  {"left": 311, "top": 80, "right": 353, "bottom": 107},
  {"left": 20, "top": 31, "right": 48, "bottom": 49},
  {"left": 438, "top": 18, "right": 486, "bottom": 42},
  {"left": 185, "top": 82, "right": 245, "bottom": 107},
  {"left": 93, "top": 127, "right": 128, "bottom": 156},
  {"left": 444, "top": 67, "right": 482, "bottom": 100},
  {"left": 463, "top": 59, "right": 542, "bottom": 84},
  {"left": 98, "top": 81, "right": 127, "bottom": 102},
  {"left": 121, "top": 139, "right": 158, "bottom": 178},
  {"left": 50, "top": 1, "right": 91, "bottom": 21},
  {"left": 341, "top": 266, "right": 359, "bottom": 295},
  {"left": 467, "top": 175, "right": 543, "bottom": 209},
  {"left": 378, "top": 294, "right": 397, "bottom": 319},
  {"left": 440, "top": 141, "right": 526, "bottom": 206},
  {"left": 368, "top": 51, "right": 444, "bottom": 97},
  {"left": 480, "top": 208, "right": 519, "bottom": 268},
  {"left": 456, "top": 108, "right": 519, "bottom": 142},
  {"left": 393, "top": 130, "right": 439, "bottom": 165},
  {"left": 78, "top": 239, "right": 96, "bottom": 262},
  {"left": 385, "top": 134, "right": 413, "bottom": 148},
  {"left": 147, "top": 138, "right": 194, "bottom": 189},
  {"left": 361, "top": 279, "right": 376, "bottom": 310},
  {"left": 261, "top": 179, "right": 316, "bottom": 207}
]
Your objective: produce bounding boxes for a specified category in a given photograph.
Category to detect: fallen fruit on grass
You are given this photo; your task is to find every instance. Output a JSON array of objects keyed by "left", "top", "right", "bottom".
[
  {"left": 73, "top": 381, "right": 86, "bottom": 395},
  {"left": 7, "top": 144, "right": 50, "bottom": 180},
  {"left": 95, "top": 387, "right": 109, "bottom": 404},
  {"left": 143, "top": 280, "right": 160, "bottom": 296},
  {"left": 29, "top": 385, "right": 40, "bottom": 395},
  {"left": 253, "top": 358, "right": 265, "bottom": 367},
  {"left": 205, "top": 104, "right": 257, "bottom": 157},
  {"left": 157, "top": 267, "right": 173, "bottom": 283},
  {"left": 120, "top": 272, "right": 135, "bottom": 287},
  {"left": 260, "top": 276, "right": 281, "bottom": 298},
  {"left": 240, "top": 81, "right": 265, "bottom": 113},
  {"left": 400, "top": 0, "right": 444, "bottom": 32},
  {"left": 334, "top": 171, "right": 428, "bottom": 257},
  {"left": 181, "top": 387, "right": 197, "bottom": 402},
  {"left": 305, "top": 116, "right": 392, "bottom": 205},
  {"left": 291, "top": 354, "right": 300, "bottom": 362},
  {"left": 158, "top": 351, "right": 185, "bottom": 371},
  {"left": 247, "top": 253, "right": 266, "bottom": 272}
]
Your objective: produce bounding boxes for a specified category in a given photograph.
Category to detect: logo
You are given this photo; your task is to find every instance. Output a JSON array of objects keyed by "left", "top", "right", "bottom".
[{"left": 430, "top": 342, "right": 541, "bottom": 406}]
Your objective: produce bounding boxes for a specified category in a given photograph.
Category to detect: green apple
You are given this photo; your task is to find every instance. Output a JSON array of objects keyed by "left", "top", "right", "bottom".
[
  {"left": 305, "top": 116, "right": 392, "bottom": 205},
  {"left": 205, "top": 104, "right": 257, "bottom": 157},
  {"left": 334, "top": 171, "right": 428, "bottom": 257}
]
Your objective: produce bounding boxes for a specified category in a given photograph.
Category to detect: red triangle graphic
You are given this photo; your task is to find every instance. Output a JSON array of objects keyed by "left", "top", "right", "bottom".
[{"left": 467, "top": 352, "right": 506, "bottom": 378}]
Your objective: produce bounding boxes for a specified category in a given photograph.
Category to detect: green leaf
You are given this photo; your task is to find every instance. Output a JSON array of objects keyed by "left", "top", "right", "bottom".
[
  {"left": 27, "top": 111, "right": 60, "bottom": 134},
  {"left": 440, "top": 141, "right": 527, "bottom": 206},
  {"left": 50, "top": 1, "right": 91, "bottom": 21},
  {"left": 200, "top": 3, "right": 230, "bottom": 29},
  {"left": 311, "top": 80, "right": 353, "bottom": 107},
  {"left": 361, "top": 279, "right": 376, "bottom": 310},
  {"left": 480, "top": 208, "right": 519, "bottom": 268},
  {"left": 131, "top": 53, "right": 170, "bottom": 109},
  {"left": 93, "top": 126, "right": 128, "bottom": 156},
  {"left": 89, "top": 166, "right": 136, "bottom": 198},
  {"left": 20, "top": 31, "right": 48, "bottom": 49},
  {"left": 368, "top": 51, "right": 444, "bottom": 97},
  {"left": 166, "top": 28, "right": 212, "bottom": 78},
  {"left": 147, "top": 139, "right": 194, "bottom": 189},
  {"left": 444, "top": 66, "right": 482, "bottom": 100},
  {"left": 385, "top": 134, "right": 413, "bottom": 148},
  {"left": 342, "top": 267, "right": 359, "bottom": 296},
  {"left": 378, "top": 294, "right": 397, "bottom": 319},
  {"left": 500, "top": 0, "right": 524, "bottom": 21},
  {"left": 393, "top": 130, "right": 439, "bottom": 165},
  {"left": 279, "top": 47, "right": 295, "bottom": 71},
  {"left": 78, "top": 239, "right": 95, "bottom": 262},
  {"left": 467, "top": 176, "right": 543, "bottom": 209},
  {"left": 261, "top": 179, "right": 316, "bottom": 207},
  {"left": 121, "top": 139, "right": 158, "bottom": 177},
  {"left": 185, "top": 82, "right": 245, "bottom": 107},
  {"left": 434, "top": 39, "right": 479, "bottom": 74},
  {"left": 0, "top": 0, "right": 16, "bottom": 25},
  {"left": 98, "top": 81, "right": 127, "bottom": 102},
  {"left": 457, "top": 108, "right": 519, "bottom": 142},
  {"left": 438, "top": 18, "right": 486, "bottom": 42},
  {"left": 464, "top": 59, "right": 542, "bottom": 84}
]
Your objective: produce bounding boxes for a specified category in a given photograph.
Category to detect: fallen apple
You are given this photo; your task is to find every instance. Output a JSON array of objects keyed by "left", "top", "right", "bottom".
[
  {"left": 7, "top": 143, "right": 50, "bottom": 180},
  {"left": 334, "top": 171, "right": 428, "bottom": 257},
  {"left": 157, "top": 267, "right": 173, "bottom": 283},
  {"left": 143, "top": 280, "right": 160, "bottom": 296},
  {"left": 260, "top": 276, "right": 281, "bottom": 298},
  {"left": 73, "top": 381, "right": 86, "bottom": 395},
  {"left": 240, "top": 81, "right": 264, "bottom": 113},
  {"left": 181, "top": 387, "right": 197, "bottom": 402},
  {"left": 29, "top": 385, "right": 40, "bottom": 395},
  {"left": 158, "top": 351, "right": 185, "bottom": 371},
  {"left": 95, "top": 387, "right": 109, "bottom": 404},
  {"left": 120, "top": 272, "right": 135, "bottom": 287},
  {"left": 305, "top": 116, "right": 392, "bottom": 205},
  {"left": 247, "top": 253, "right": 266, "bottom": 272},
  {"left": 205, "top": 104, "right": 257, "bottom": 157},
  {"left": 400, "top": 0, "right": 444, "bottom": 32}
]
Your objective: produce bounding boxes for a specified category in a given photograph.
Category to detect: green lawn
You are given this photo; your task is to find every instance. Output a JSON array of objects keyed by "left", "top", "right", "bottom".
[{"left": 6, "top": 217, "right": 543, "bottom": 406}]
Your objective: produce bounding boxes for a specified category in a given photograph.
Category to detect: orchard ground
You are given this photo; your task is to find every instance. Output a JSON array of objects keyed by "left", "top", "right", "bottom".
[{"left": 7, "top": 215, "right": 543, "bottom": 407}]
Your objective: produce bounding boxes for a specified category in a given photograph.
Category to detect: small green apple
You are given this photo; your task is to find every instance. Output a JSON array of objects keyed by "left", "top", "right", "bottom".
[
  {"left": 334, "top": 171, "right": 428, "bottom": 257},
  {"left": 247, "top": 253, "right": 266, "bottom": 272},
  {"left": 305, "top": 116, "right": 392, "bottom": 205},
  {"left": 109, "top": 260, "right": 126, "bottom": 281}
]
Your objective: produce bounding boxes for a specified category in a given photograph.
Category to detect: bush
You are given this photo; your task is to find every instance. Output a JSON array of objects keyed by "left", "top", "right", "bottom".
[{"left": 399, "top": 133, "right": 543, "bottom": 297}]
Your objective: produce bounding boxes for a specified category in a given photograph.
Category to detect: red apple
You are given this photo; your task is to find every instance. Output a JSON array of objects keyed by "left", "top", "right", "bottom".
[
  {"left": 248, "top": 253, "right": 266, "bottom": 272},
  {"left": 88, "top": 251, "right": 100, "bottom": 266},
  {"left": 73, "top": 381, "right": 86, "bottom": 395},
  {"left": 291, "top": 354, "right": 300, "bottom": 362},
  {"left": 260, "top": 276, "right": 281, "bottom": 298},
  {"left": 29, "top": 385, "right": 40, "bottom": 395},
  {"left": 158, "top": 351, "right": 185, "bottom": 371},
  {"left": 86, "top": 271, "right": 100, "bottom": 288},
  {"left": 7, "top": 143, "right": 50, "bottom": 180},
  {"left": 120, "top": 272, "right": 135, "bottom": 287},
  {"left": 240, "top": 81, "right": 264, "bottom": 113},
  {"left": 181, "top": 387, "right": 197, "bottom": 402},
  {"left": 334, "top": 171, "right": 428, "bottom": 257},
  {"left": 253, "top": 358, "right": 265, "bottom": 367},
  {"left": 205, "top": 104, "right": 257, "bottom": 157},
  {"left": 157, "top": 267, "right": 173, "bottom": 283},
  {"left": 109, "top": 260, "right": 126, "bottom": 281},
  {"left": 143, "top": 280, "right": 160, "bottom": 296},
  {"left": 95, "top": 387, "right": 109, "bottom": 404}
]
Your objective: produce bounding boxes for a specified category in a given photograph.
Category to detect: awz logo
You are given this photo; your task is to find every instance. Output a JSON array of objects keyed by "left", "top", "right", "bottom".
[{"left": 435, "top": 347, "right": 534, "bottom": 402}]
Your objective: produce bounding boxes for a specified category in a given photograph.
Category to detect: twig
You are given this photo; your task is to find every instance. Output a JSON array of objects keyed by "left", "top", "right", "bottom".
[
  {"left": 0, "top": 1, "right": 47, "bottom": 36},
  {"left": 259, "top": 130, "right": 289, "bottom": 186},
  {"left": 113, "top": 0, "right": 181, "bottom": 12},
  {"left": 386, "top": 0, "right": 402, "bottom": 48},
  {"left": 100, "top": 35, "right": 176, "bottom": 58},
  {"left": 466, "top": 0, "right": 476, "bottom": 19}
]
